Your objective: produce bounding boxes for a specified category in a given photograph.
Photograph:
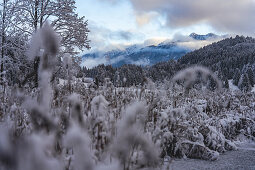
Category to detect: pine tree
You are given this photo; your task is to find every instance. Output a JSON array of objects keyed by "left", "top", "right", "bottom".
[
  {"left": 246, "top": 67, "right": 254, "bottom": 87},
  {"left": 238, "top": 73, "right": 251, "bottom": 92},
  {"left": 233, "top": 68, "right": 241, "bottom": 86},
  {"left": 207, "top": 75, "right": 217, "bottom": 91}
]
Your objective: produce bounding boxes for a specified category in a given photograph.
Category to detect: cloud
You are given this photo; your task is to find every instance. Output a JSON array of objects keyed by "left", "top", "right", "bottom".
[
  {"left": 86, "top": 22, "right": 144, "bottom": 52},
  {"left": 81, "top": 56, "right": 108, "bottom": 69},
  {"left": 178, "top": 40, "right": 217, "bottom": 50},
  {"left": 128, "top": 0, "right": 255, "bottom": 35},
  {"left": 81, "top": 54, "right": 126, "bottom": 69},
  {"left": 130, "top": 58, "right": 150, "bottom": 66},
  {"left": 98, "top": 0, "right": 124, "bottom": 4},
  {"left": 172, "top": 33, "right": 194, "bottom": 42},
  {"left": 110, "top": 31, "right": 134, "bottom": 40},
  {"left": 135, "top": 12, "right": 159, "bottom": 27},
  {"left": 175, "top": 33, "right": 229, "bottom": 50},
  {"left": 143, "top": 37, "right": 168, "bottom": 46}
]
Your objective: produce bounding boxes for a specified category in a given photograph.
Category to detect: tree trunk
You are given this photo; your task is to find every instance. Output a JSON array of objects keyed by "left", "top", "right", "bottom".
[
  {"left": 1, "top": 0, "right": 7, "bottom": 85},
  {"left": 34, "top": 56, "right": 40, "bottom": 87},
  {"left": 40, "top": 0, "right": 44, "bottom": 28},
  {"left": 34, "top": 0, "right": 39, "bottom": 31},
  {"left": 33, "top": 0, "right": 40, "bottom": 87}
]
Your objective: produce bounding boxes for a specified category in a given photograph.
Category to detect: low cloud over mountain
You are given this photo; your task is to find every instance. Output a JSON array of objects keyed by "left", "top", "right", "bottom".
[{"left": 82, "top": 33, "right": 227, "bottom": 68}]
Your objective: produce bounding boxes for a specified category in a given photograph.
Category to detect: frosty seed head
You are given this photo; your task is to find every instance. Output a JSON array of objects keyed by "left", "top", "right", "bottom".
[{"left": 41, "top": 22, "right": 60, "bottom": 56}]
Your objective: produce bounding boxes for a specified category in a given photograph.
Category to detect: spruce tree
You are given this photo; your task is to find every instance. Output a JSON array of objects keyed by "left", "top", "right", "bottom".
[
  {"left": 207, "top": 75, "right": 217, "bottom": 91},
  {"left": 246, "top": 68, "right": 254, "bottom": 87},
  {"left": 233, "top": 68, "right": 241, "bottom": 86},
  {"left": 238, "top": 73, "right": 251, "bottom": 92}
]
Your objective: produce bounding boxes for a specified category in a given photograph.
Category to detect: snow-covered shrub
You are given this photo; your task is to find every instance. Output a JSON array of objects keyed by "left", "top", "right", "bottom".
[
  {"left": 63, "top": 123, "right": 94, "bottom": 170},
  {"left": 172, "top": 66, "right": 222, "bottom": 93},
  {"left": 111, "top": 102, "right": 160, "bottom": 169}
]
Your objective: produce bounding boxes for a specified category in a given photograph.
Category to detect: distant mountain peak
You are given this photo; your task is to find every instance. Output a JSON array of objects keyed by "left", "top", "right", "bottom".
[
  {"left": 82, "top": 41, "right": 190, "bottom": 68},
  {"left": 82, "top": 33, "right": 225, "bottom": 68},
  {"left": 158, "top": 40, "right": 177, "bottom": 46},
  {"left": 189, "top": 33, "right": 218, "bottom": 40}
]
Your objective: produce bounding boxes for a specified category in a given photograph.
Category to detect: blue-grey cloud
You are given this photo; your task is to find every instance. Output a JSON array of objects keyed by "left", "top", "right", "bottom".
[
  {"left": 109, "top": 31, "right": 134, "bottom": 40},
  {"left": 87, "top": 22, "right": 145, "bottom": 51},
  {"left": 128, "top": 0, "right": 255, "bottom": 35}
]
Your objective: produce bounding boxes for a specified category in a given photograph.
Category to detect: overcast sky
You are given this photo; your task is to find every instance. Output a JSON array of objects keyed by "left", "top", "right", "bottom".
[{"left": 76, "top": 0, "right": 255, "bottom": 52}]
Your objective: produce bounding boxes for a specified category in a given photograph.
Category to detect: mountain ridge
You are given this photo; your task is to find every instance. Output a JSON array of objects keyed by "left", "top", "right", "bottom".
[
  {"left": 189, "top": 32, "right": 218, "bottom": 40},
  {"left": 84, "top": 35, "right": 255, "bottom": 91},
  {"left": 82, "top": 41, "right": 190, "bottom": 67},
  {"left": 82, "top": 33, "right": 221, "bottom": 68}
]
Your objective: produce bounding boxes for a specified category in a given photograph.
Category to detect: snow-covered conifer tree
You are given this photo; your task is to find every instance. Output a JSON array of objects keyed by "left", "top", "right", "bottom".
[{"left": 238, "top": 73, "right": 252, "bottom": 92}]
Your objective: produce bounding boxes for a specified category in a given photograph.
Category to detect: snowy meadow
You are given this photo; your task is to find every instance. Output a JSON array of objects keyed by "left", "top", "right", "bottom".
[
  {"left": 1, "top": 0, "right": 255, "bottom": 169},
  {"left": 0, "top": 23, "right": 255, "bottom": 170}
]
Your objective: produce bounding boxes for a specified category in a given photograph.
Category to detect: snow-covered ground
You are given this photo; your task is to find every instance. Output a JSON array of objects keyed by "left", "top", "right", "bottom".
[
  {"left": 1, "top": 67, "right": 255, "bottom": 170},
  {"left": 169, "top": 142, "right": 255, "bottom": 170},
  {"left": 228, "top": 80, "right": 239, "bottom": 92},
  {"left": 252, "top": 86, "right": 255, "bottom": 93},
  {"left": 229, "top": 79, "right": 255, "bottom": 93}
]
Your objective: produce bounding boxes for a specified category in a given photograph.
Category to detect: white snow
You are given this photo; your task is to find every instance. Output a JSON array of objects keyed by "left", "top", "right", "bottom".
[{"left": 228, "top": 79, "right": 239, "bottom": 92}]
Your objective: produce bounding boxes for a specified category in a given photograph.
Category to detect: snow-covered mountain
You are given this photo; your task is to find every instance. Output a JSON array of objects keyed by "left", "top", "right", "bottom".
[
  {"left": 82, "top": 33, "right": 221, "bottom": 68},
  {"left": 189, "top": 33, "right": 218, "bottom": 40},
  {"left": 82, "top": 42, "right": 190, "bottom": 67}
]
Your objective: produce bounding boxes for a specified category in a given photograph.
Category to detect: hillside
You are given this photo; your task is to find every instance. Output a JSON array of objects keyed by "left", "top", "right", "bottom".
[
  {"left": 82, "top": 42, "right": 190, "bottom": 67},
  {"left": 82, "top": 33, "right": 225, "bottom": 68},
  {"left": 179, "top": 35, "right": 255, "bottom": 78},
  {"left": 85, "top": 36, "right": 255, "bottom": 91}
]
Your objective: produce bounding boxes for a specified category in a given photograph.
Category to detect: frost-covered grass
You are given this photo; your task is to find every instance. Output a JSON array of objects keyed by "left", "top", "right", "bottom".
[
  {"left": 1, "top": 75, "right": 255, "bottom": 170},
  {"left": 0, "top": 24, "right": 255, "bottom": 170}
]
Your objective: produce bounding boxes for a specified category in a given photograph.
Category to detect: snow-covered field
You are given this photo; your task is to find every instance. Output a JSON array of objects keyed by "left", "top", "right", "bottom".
[
  {"left": 1, "top": 69, "right": 255, "bottom": 169},
  {"left": 169, "top": 142, "right": 255, "bottom": 170},
  {"left": 0, "top": 25, "right": 254, "bottom": 170}
]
